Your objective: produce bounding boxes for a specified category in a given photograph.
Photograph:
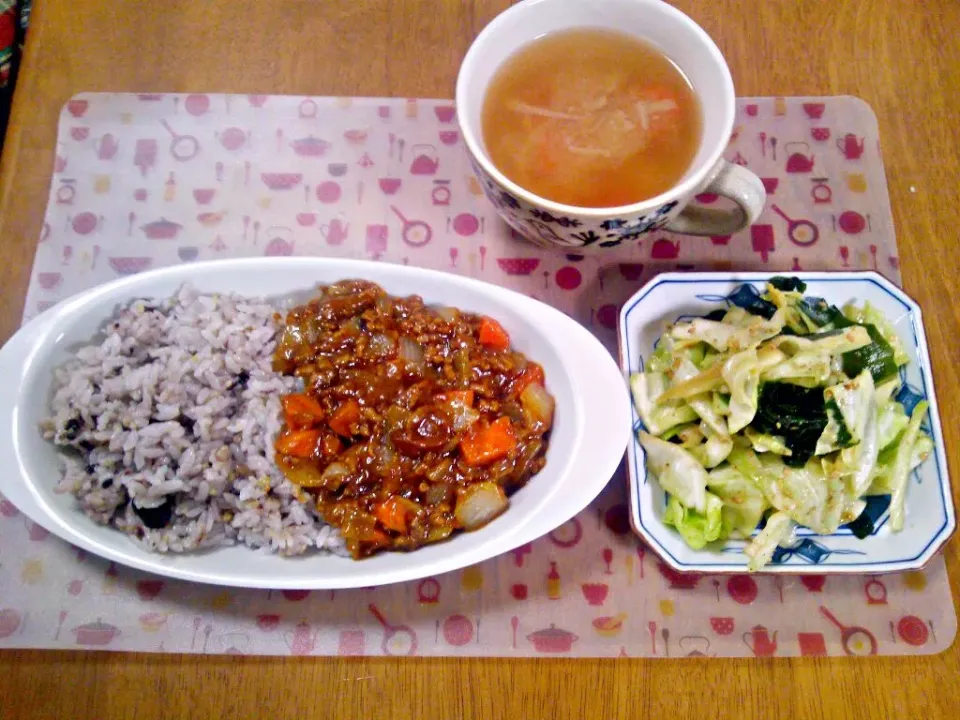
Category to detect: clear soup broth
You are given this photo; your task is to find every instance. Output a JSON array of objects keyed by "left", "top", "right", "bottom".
[{"left": 481, "top": 28, "right": 702, "bottom": 209}]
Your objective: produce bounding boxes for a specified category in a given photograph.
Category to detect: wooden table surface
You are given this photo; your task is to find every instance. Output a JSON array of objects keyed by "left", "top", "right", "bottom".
[{"left": 1, "top": 0, "right": 959, "bottom": 717}]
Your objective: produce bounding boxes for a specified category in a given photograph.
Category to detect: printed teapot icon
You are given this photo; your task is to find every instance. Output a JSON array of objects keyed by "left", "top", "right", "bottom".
[
  {"left": 837, "top": 133, "right": 865, "bottom": 160},
  {"left": 742, "top": 625, "right": 778, "bottom": 657},
  {"left": 409, "top": 144, "right": 439, "bottom": 175},
  {"left": 785, "top": 142, "right": 815, "bottom": 173}
]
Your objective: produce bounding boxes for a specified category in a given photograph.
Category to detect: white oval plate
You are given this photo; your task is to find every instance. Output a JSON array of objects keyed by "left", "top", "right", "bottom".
[
  {"left": 0, "top": 258, "right": 631, "bottom": 588},
  {"left": 618, "top": 271, "right": 955, "bottom": 574}
]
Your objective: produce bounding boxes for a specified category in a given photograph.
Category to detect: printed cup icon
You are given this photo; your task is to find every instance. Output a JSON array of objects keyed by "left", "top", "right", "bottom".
[
  {"left": 66, "top": 99, "right": 89, "bottom": 117},
  {"left": 434, "top": 105, "right": 456, "bottom": 123},
  {"left": 581, "top": 583, "right": 609, "bottom": 606},
  {"left": 0, "top": 609, "right": 22, "bottom": 639},
  {"left": 761, "top": 177, "right": 779, "bottom": 194},
  {"left": 710, "top": 617, "right": 734, "bottom": 636},
  {"left": 378, "top": 178, "right": 402, "bottom": 195},
  {"left": 256, "top": 614, "right": 281, "bottom": 632},
  {"left": 193, "top": 188, "right": 216, "bottom": 205},
  {"left": 798, "top": 632, "right": 827, "bottom": 656},
  {"left": 800, "top": 575, "right": 826, "bottom": 593},
  {"left": 338, "top": 629, "right": 365, "bottom": 655}
]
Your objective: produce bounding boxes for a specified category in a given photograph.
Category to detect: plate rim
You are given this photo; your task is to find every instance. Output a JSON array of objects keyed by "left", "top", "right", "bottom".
[{"left": 0, "top": 257, "right": 633, "bottom": 588}]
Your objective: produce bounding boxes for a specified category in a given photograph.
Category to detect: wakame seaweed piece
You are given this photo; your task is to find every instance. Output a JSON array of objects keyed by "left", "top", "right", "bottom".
[
  {"left": 844, "top": 509, "right": 875, "bottom": 539},
  {"left": 841, "top": 324, "right": 899, "bottom": 383},
  {"left": 750, "top": 382, "right": 828, "bottom": 467},
  {"left": 769, "top": 276, "right": 807, "bottom": 293},
  {"left": 728, "top": 284, "right": 778, "bottom": 319},
  {"left": 798, "top": 297, "right": 853, "bottom": 328},
  {"left": 704, "top": 309, "right": 728, "bottom": 322}
]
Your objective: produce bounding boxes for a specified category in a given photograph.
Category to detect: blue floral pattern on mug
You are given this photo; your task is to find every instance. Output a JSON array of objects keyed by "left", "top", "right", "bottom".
[{"left": 467, "top": 155, "right": 687, "bottom": 251}]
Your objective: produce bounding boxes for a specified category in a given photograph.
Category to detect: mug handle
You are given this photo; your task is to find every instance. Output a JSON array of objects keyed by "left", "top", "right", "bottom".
[{"left": 665, "top": 161, "right": 766, "bottom": 236}]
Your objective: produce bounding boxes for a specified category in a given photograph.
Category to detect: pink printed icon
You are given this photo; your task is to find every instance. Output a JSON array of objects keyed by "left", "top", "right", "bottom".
[
  {"left": 291, "top": 136, "right": 331, "bottom": 157},
  {"left": 66, "top": 98, "right": 89, "bottom": 117},
  {"left": 218, "top": 127, "right": 248, "bottom": 151},
  {"left": 320, "top": 219, "right": 349, "bottom": 245},
  {"left": 751, "top": 224, "right": 775, "bottom": 262},
  {"left": 798, "top": 632, "right": 827, "bottom": 657},
  {"left": 785, "top": 142, "right": 815, "bottom": 173},
  {"left": 366, "top": 224, "right": 388, "bottom": 259},
  {"left": 338, "top": 629, "right": 365, "bottom": 656},
  {"left": 452, "top": 212, "right": 480, "bottom": 237},
  {"left": 651, "top": 237, "right": 680, "bottom": 259},
  {"left": 71, "top": 212, "right": 100, "bottom": 235},
  {"left": 391, "top": 206, "right": 433, "bottom": 247},
  {"left": 581, "top": 583, "right": 609, "bottom": 606},
  {"left": 284, "top": 621, "right": 320, "bottom": 656},
  {"left": 442, "top": 615, "right": 474, "bottom": 646},
  {"left": 134, "top": 139, "right": 158, "bottom": 176},
  {"left": 184, "top": 94, "right": 210, "bottom": 116},
  {"left": 837, "top": 133, "right": 865, "bottom": 160},
  {"left": 95, "top": 134, "right": 119, "bottom": 160},
  {"left": 434, "top": 105, "right": 455, "bottom": 123},
  {"left": 409, "top": 144, "right": 439, "bottom": 175},
  {"left": 555, "top": 266, "right": 582, "bottom": 290},
  {"left": 378, "top": 177, "right": 401, "bottom": 195},
  {"left": 727, "top": 575, "right": 758, "bottom": 604},
  {"left": 315, "top": 181, "right": 341, "bottom": 204}
]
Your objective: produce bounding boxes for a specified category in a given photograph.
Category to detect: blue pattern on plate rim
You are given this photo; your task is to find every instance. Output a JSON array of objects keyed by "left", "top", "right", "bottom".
[{"left": 624, "top": 276, "right": 948, "bottom": 569}]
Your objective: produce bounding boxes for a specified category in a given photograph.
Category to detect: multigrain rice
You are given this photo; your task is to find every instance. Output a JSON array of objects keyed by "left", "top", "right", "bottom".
[{"left": 40, "top": 284, "right": 346, "bottom": 556}]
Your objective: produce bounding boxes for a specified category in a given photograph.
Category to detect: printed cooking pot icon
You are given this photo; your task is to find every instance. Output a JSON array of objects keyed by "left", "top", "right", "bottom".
[
  {"left": 527, "top": 624, "right": 578, "bottom": 653},
  {"left": 72, "top": 619, "right": 121, "bottom": 646}
]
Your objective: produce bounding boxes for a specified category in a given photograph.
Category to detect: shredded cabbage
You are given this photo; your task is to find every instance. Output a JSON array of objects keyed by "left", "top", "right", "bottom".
[
  {"left": 638, "top": 431, "right": 709, "bottom": 512},
  {"left": 630, "top": 279, "right": 935, "bottom": 571}
]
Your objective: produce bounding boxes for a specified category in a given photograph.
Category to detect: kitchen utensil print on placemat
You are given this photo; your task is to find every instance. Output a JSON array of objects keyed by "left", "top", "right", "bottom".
[{"left": 5, "top": 93, "right": 950, "bottom": 658}]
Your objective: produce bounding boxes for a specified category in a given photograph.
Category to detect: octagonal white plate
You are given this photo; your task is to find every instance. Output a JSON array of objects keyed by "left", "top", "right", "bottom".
[
  {"left": 0, "top": 257, "right": 632, "bottom": 588},
  {"left": 618, "top": 271, "right": 955, "bottom": 574}
]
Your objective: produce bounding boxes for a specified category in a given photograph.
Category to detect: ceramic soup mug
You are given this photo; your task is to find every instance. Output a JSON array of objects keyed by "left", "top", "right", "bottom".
[{"left": 456, "top": 0, "right": 766, "bottom": 251}]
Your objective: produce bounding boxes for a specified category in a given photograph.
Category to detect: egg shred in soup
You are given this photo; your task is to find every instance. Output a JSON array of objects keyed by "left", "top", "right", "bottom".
[{"left": 481, "top": 29, "right": 702, "bottom": 208}]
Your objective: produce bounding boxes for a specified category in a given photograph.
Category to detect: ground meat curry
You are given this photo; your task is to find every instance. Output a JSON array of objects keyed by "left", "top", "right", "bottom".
[{"left": 272, "top": 280, "right": 555, "bottom": 558}]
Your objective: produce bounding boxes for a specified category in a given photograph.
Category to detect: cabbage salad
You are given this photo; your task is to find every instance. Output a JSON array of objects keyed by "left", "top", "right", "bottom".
[{"left": 631, "top": 277, "right": 933, "bottom": 570}]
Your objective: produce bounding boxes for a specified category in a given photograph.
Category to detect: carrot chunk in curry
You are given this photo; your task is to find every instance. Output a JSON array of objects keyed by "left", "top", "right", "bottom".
[{"left": 272, "top": 280, "right": 554, "bottom": 558}]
